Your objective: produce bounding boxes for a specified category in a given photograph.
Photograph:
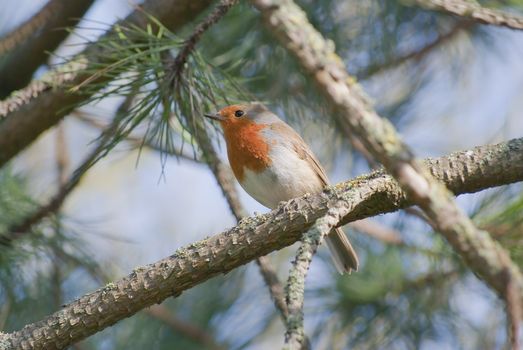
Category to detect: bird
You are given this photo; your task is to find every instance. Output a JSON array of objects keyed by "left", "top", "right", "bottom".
[{"left": 204, "top": 103, "right": 359, "bottom": 274}]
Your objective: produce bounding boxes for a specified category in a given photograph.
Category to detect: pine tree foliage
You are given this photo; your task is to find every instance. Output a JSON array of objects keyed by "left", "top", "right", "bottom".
[{"left": 0, "top": 0, "right": 522, "bottom": 349}]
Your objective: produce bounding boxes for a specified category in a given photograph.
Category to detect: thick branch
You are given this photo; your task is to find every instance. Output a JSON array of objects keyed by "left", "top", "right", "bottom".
[
  {"left": 2, "top": 137, "right": 522, "bottom": 349},
  {"left": 0, "top": 0, "right": 213, "bottom": 168},
  {"left": 0, "top": 0, "right": 95, "bottom": 98},
  {"left": 414, "top": 0, "right": 523, "bottom": 31},
  {"left": 252, "top": 0, "right": 523, "bottom": 311}
]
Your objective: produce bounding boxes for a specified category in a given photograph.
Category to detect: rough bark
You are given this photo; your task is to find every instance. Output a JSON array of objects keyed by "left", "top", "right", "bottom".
[
  {"left": 0, "top": 0, "right": 95, "bottom": 98},
  {"left": 414, "top": 0, "right": 523, "bottom": 31},
  {"left": 252, "top": 0, "right": 523, "bottom": 312},
  {"left": 284, "top": 211, "right": 339, "bottom": 350},
  {"left": 0, "top": 0, "right": 213, "bottom": 168},
  {"left": 1, "top": 137, "right": 522, "bottom": 349}
]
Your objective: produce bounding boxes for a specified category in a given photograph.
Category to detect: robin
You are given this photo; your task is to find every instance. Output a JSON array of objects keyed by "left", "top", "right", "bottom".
[{"left": 205, "top": 103, "right": 359, "bottom": 273}]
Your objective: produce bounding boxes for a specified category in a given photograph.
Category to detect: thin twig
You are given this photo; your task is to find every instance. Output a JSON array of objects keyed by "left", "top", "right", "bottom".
[
  {"left": 0, "top": 300, "right": 11, "bottom": 331},
  {"left": 168, "top": 0, "right": 239, "bottom": 85},
  {"left": 284, "top": 208, "right": 344, "bottom": 349},
  {"left": 146, "top": 305, "right": 226, "bottom": 350},
  {"left": 504, "top": 268, "right": 522, "bottom": 350},
  {"left": 256, "top": 256, "right": 288, "bottom": 318},
  {"left": 405, "top": 207, "right": 437, "bottom": 227},
  {"left": 74, "top": 112, "right": 202, "bottom": 164},
  {"left": 50, "top": 123, "right": 70, "bottom": 310},
  {"left": 349, "top": 219, "right": 403, "bottom": 245},
  {"left": 358, "top": 20, "right": 473, "bottom": 79}
]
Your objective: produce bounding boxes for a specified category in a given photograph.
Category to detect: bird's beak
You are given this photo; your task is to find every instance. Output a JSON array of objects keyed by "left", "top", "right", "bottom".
[{"left": 204, "top": 112, "right": 225, "bottom": 121}]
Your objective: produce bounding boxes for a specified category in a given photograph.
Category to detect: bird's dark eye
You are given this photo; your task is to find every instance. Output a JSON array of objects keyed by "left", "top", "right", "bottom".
[{"left": 234, "top": 110, "right": 244, "bottom": 118}]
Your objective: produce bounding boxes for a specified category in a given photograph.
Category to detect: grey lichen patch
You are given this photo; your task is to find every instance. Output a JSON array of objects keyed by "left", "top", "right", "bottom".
[
  {"left": 101, "top": 282, "right": 117, "bottom": 296},
  {"left": 238, "top": 216, "right": 257, "bottom": 227},
  {"left": 132, "top": 266, "right": 147, "bottom": 274},
  {"left": 188, "top": 239, "right": 208, "bottom": 249},
  {"left": 242, "top": 214, "right": 269, "bottom": 232},
  {"left": 0, "top": 332, "right": 10, "bottom": 350},
  {"left": 104, "top": 282, "right": 116, "bottom": 290},
  {"left": 174, "top": 247, "right": 189, "bottom": 258}
]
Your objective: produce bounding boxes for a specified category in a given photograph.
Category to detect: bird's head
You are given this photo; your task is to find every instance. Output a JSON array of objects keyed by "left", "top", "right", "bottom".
[{"left": 204, "top": 103, "right": 279, "bottom": 131}]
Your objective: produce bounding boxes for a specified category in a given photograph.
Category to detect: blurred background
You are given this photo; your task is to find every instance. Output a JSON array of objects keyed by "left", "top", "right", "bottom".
[{"left": 1, "top": 0, "right": 523, "bottom": 349}]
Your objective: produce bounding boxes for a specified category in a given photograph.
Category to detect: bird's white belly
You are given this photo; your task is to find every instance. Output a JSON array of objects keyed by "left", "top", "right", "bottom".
[{"left": 238, "top": 146, "right": 323, "bottom": 209}]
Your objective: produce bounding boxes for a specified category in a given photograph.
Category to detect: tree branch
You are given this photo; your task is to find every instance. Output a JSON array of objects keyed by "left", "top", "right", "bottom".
[
  {"left": 284, "top": 209, "right": 343, "bottom": 350},
  {"left": 504, "top": 268, "right": 522, "bottom": 349},
  {"left": 413, "top": 0, "right": 523, "bottom": 31},
  {"left": 1, "top": 137, "right": 521, "bottom": 349},
  {"left": 0, "top": 0, "right": 214, "bottom": 168},
  {"left": 0, "top": 0, "right": 95, "bottom": 98},
  {"left": 55, "top": 237, "right": 226, "bottom": 350},
  {"left": 252, "top": 0, "right": 523, "bottom": 313}
]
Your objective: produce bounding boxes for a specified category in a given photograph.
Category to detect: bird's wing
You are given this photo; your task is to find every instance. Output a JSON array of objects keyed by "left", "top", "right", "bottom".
[
  {"left": 269, "top": 122, "right": 330, "bottom": 186},
  {"left": 292, "top": 139, "right": 330, "bottom": 186}
]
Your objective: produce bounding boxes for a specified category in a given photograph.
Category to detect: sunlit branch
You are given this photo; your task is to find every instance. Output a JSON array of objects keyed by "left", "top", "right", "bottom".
[{"left": 414, "top": 0, "right": 523, "bottom": 31}]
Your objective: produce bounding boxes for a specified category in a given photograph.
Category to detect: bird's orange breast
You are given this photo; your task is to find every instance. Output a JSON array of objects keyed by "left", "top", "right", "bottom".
[{"left": 221, "top": 119, "right": 271, "bottom": 181}]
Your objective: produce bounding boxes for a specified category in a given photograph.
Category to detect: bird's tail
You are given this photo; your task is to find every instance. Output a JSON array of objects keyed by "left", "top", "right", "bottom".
[{"left": 325, "top": 227, "right": 359, "bottom": 274}]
